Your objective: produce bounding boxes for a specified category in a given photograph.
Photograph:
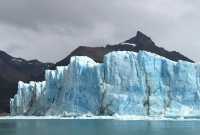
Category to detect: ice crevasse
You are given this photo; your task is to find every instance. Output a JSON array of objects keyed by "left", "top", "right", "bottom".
[{"left": 10, "top": 51, "right": 200, "bottom": 117}]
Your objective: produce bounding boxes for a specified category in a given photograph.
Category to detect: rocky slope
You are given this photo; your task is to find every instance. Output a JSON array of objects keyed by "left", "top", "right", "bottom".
[{"left": 0, "top": 51, "right": 53, "bottom": 113}]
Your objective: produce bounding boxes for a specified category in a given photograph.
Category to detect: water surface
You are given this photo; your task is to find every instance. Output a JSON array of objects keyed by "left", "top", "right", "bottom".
[{"left": 0, "top": 119, "right": 200, "bottom": 135}]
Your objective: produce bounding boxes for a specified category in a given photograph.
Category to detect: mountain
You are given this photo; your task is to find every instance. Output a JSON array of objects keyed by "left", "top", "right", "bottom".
[
  {"left": 11, "top": 51, "right": 200, "bottom": 116},
  {"left": 0, "top": 31, "right": 194, "bottom": 114},
  {"left": 56, "top": 31, "right": 193, "bottom": 66},
  {"left": 0, "top": 51, "right": 54, "bottom": 113}
]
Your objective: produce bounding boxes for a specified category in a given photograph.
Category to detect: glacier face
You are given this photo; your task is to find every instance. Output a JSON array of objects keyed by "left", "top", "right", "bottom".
[{"left": 10, "top": 51, "right": 200, "bottom": 116}]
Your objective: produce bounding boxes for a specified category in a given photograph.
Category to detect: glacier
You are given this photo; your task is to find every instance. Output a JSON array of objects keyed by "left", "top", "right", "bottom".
[{"left": 10, "top": 51, "right": 200, "bottom": 117}]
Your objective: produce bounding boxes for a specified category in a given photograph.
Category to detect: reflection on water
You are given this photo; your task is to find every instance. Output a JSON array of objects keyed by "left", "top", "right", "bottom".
[
  {"left": 0, "top": 120, "right": 16, "bottom": 135},
  {"left": 0, "top": 120, "right": 200, "bottom": 135}
]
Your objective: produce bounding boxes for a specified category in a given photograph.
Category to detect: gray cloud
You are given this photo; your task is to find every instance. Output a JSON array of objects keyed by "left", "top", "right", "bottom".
[
  {"left": 6, "top": 43, "right": 24, "bottom": 54},
  {"left": 0, "top": 0, "right": 199, "bottom": 62}
]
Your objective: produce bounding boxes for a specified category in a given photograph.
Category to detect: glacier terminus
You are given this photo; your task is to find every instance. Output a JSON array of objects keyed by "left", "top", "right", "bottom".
[{"left": 10, "top": 51, "right": 200, "bottom": 117}]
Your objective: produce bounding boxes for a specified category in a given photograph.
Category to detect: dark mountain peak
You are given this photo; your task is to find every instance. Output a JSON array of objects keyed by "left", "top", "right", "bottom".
[
  {"left": 135, "top": 31, "right": 151, "bottom": 41},
  {"left": 57, "top": 31, "right": 193, "bottom": 67},
  {"left": 124, "top": 31, "right": 155, "bottom": 48}
]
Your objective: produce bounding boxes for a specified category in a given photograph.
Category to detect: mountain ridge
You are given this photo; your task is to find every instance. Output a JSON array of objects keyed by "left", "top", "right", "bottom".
[
  {"left": 0, "top": 31, "right": 194, "bottom": 114},
  {"left": 0, "top": 51, "right": 54, "bottom": 113},
  {"left": 56, "top": 31, "right": 193, "bottom": 66}
]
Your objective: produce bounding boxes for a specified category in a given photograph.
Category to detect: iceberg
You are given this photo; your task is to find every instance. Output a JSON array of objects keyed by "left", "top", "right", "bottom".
[{"left": 10, "top": 51, "right": 200, "bottom": 117}]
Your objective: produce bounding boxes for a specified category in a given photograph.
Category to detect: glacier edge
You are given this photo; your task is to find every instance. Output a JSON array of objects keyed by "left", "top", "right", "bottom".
[{"left": 10, "top": 51, "right": 200, "bottom": 117}]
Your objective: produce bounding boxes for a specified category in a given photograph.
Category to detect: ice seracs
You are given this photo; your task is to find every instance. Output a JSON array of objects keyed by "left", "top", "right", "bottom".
[{"left": 10, "top": 51, "right": 200, "bottom": 117}]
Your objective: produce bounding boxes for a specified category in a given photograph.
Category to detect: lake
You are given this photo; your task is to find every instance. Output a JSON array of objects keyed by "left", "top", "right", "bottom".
[{"left": 0, "top": 119, "right": 200, "bottom": 135}]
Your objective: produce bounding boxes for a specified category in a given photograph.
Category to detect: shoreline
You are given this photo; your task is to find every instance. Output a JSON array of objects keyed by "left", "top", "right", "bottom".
[{"left": 1, "top": 115, "right": 200, "bottom": 121}]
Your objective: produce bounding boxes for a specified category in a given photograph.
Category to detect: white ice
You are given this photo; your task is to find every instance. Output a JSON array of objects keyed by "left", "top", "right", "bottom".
[{"left": 10, "top": 51, "right": 200, "bottom": 117}]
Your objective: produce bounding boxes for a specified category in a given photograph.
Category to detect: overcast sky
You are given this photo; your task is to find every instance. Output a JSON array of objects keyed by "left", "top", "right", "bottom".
[{"left": 0, "top": 0, "right": 199, "bottom": 62}]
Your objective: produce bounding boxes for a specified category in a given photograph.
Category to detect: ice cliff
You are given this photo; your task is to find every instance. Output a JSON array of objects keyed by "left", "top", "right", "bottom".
[{"left": 10, "top": 51, "right": 200, "bottom": 117}]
